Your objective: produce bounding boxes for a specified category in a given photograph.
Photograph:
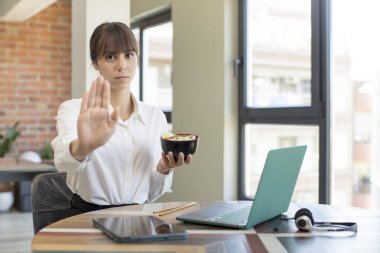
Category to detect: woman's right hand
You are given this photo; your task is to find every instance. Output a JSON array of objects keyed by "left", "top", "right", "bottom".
[{"left": 70, "top": 76, "right": 119, "bottom": 161}]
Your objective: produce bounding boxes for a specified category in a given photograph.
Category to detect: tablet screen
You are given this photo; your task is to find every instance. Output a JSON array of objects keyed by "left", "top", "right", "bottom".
[{"left": 93, "top": 216, "right": 188, "bottom": 242}]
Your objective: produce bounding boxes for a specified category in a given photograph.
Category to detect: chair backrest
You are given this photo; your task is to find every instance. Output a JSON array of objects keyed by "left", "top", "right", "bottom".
[{"left": 31, "top": 172, "right": 80, "bottom": 234}]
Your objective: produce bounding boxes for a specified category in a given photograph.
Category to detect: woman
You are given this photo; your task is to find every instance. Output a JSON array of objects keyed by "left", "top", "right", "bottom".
[{"left": 51, "top": 22, "right": 191, "bottom": 213}]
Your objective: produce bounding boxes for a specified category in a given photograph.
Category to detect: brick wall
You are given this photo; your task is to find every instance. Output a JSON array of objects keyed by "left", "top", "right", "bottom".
[{"left": 0, "top": 0, "right": 71, "bottom": 157}]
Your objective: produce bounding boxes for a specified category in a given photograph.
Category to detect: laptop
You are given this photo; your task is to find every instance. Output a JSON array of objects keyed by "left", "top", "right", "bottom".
[{"left": 176, "top": 145, "right": 307, "bottom": 229}]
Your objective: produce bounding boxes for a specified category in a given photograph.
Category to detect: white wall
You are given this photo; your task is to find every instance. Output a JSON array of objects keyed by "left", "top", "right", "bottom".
[
  {"left": 71, "top": 0, "right": 131, "bottom": 98},
  {"left": 131, "top": 0, "right": 239, "bottom": 201},
  {"left": 70, "top": 0, "right": 238, "bottom": 201}
]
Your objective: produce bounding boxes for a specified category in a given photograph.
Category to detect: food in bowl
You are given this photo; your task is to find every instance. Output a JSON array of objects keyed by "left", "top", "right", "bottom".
[{"left": 161, "top": 133, "right": 199, "bottom": 161}]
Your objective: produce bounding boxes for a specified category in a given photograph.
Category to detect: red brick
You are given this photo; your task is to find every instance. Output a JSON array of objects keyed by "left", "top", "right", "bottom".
[
  {"left": 0, "top": 118, "right": 17, "bottom": 125},
  {"left": 18, "top": 59, "right": 38, "bottom": 65},
  {"left": 40, "top": 30, "right": 68, "bottom": 38},
  {"left": 38, "top": 15, "right": 59, "bottom": 23},
  {"left": 42, "top": 89, "right": 58, "bottom": 96},
  {"left": 0, "top": 73, "right": 17, "bottom": 79},
  {"left": 9, "top": 50, "right": 25, "bottom": 57},
  {"left": 0, "top": 58, "right": 14, "bottom": 64},
  {"left": 18, "top": 29, "right": 37, "bottom": 36},
  {"left": 20, "top": 119, "right": 37, "bottom": 124},
  {"left": 30, "top": 22, "right": 49, "bottom": 29},
  {"left": 17, "top": 104, "right": 37, "bottom": 110},
  {"left": 51, "top": 24, "right": 69, "bottom": 31},
  {"left": 29, "top": 82, "right": 49, "bottom": 88},
  {"left": 22, "top": 134, "right": 39, "bottom": 139},
  {"left": 7, "top": 66, "right": 26, "bottom": 72},
  {"left": 41, "top": 74, "right": 58, "bottom": 81},
  {"left": 18, "top": 74, "right": 37, "bottom": 80},
  {"left": 29, "top": 51, "right": 48, "bottom": 59},
  {"left": 28, "top": 66, "right": 48, "bottom": 73},
  {"left": 7, "top": 96, "right": 26, "bottom": 102},
  {"left": 18, "top": 89, "right": 37, "bottom": 95},
  {"left": 1, "top": 42, "right": 17, "bottom": 49},
  {"left": 38, "top": 136, "right": 55, "bottom": 142},
  {"left": 18, "top": 44, "right": 38, "bottom": 51},
  {"left": 29, "top": 96, "right": 49, "bottom": 102},
  {"left": 40, "top": 45, "right": 58, "bottom": 51},
  {"left": 0, "top": 103, "right": 15, "bottom": 109},
  {"left": 0, "top": 0, "right": 71, "bottom": 153},
  {"left": 40, "top": 60, "right": 59, "bottom": 66}
]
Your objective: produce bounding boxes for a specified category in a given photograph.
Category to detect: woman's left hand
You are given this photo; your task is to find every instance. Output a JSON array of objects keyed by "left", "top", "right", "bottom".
[{"left": 157, "top": 151, "right": 192, "bottom": 175}]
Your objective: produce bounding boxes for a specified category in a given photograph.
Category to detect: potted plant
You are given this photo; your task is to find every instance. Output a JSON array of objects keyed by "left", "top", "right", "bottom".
[
  {"left": 0, "top": 122, "right": 21, "bottom": 212},
  {"left": 0, "top": 122, "right": 20, "bottom": 157},
  {"left": 0, "top": 183, "right": 15, "bottom": 212},
  {"left": 40, "top": 142, "right": 54, "bottom": 165}
]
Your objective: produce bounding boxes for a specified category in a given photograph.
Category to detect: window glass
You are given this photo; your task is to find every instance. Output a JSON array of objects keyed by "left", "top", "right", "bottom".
[
  {"left": 331, "top": 0, "right": 380, "bottom": 210},
  {"left": 245, "top": 124, "right": 319, "bottom": 203},
  {"left": 142, "top": 22, "right": 173, "bottom": 112},
  {"left": 248, "top": 0, "right": 311, "bottom": 108},
  {"left": 131, "top": 28, "right": 140, "bottom": 99}
]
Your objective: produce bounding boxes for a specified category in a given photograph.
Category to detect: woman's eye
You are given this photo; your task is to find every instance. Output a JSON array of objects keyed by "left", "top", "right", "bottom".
[
  {"left": 126, "top": 52, "right": 135, "bottom": 58},
  {"left": 105, "top": 54, "right": 115, "bottom": 60}
]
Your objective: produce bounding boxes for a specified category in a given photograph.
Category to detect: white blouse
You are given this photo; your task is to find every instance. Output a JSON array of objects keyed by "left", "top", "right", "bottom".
[{"left": 51, "top": 94, "right": 173, "bottom": 205}]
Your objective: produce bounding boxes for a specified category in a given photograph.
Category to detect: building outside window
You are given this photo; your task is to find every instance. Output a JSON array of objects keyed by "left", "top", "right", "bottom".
[
  {"left": 239, "top": 0, "right": 322, "bottom": 204},
  {"left": 240, "top": 0, "right": 380, "bottom": 211},
  {"left": 331, "top": 0, "right": 380, "bottom": 210},
  {"left": 131, "top": 11, "right": 173, "bottom": 125}
]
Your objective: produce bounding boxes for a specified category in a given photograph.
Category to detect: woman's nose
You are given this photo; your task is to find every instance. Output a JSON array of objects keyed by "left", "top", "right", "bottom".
[{"left": 117, "top": 57, "right": 127, "bottom": 71}]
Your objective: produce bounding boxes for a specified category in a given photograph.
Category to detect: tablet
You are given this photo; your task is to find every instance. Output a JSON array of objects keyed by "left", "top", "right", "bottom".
[{"left": 93, "top": 216, "right": 188, "bottom": 243}]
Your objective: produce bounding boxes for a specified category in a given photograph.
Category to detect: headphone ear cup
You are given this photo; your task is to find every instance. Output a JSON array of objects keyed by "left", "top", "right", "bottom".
[
  {"left": 295, "top": 208, "right": 314, "bottom": 224},
  {"left": 295, "top": 208, "right": 315, "bottom": 231}
]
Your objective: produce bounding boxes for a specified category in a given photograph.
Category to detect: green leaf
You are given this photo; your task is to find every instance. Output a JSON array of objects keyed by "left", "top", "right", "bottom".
[{"left": 0, "top": 122, "right": 21, "bottom": 157}]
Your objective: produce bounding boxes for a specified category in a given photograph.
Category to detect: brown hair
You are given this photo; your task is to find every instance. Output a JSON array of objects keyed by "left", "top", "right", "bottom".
[{"left": 90, "top": 22, "right": 138, "bottom": 62}]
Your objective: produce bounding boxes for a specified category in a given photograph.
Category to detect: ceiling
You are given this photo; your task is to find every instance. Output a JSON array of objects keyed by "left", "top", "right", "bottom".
[{"left": 0, "top": 0, "right": 57, "bottom": 22}]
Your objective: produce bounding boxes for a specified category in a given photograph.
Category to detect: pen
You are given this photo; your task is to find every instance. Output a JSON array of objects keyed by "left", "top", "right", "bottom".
[{"left": 153, "top": 202, "right": 196, "bottom": 216}]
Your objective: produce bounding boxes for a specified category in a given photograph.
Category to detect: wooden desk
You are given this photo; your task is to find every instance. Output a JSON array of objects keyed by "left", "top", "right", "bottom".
[
  {"left": 32, "top": 201, "right": 380, "bottom": 253},
  {"left": 0, "top": 157, "right": 56, "bottom": 182},
  {"left": 0, "top": 157, "right": 56, "bottom": 211}
]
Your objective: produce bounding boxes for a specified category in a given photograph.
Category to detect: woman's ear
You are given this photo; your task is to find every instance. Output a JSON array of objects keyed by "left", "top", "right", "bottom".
[{"left": 92, "top": 61, "right": 99, "bottom": 71}]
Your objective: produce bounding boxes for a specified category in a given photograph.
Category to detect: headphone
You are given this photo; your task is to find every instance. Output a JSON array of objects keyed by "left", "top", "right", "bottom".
[{"left": 294, "top": 208, "right": 357, "bottom": 232}]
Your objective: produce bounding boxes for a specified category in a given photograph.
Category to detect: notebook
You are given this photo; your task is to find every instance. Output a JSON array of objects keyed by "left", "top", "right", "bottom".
[{"left": 176, "top": 145, "right": 307, "bottom": 229}]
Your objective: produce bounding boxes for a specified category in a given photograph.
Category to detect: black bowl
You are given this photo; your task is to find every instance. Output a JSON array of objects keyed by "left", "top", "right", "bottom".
[{"left": 160, "top": 133, "right": 199, "bottom": 161}]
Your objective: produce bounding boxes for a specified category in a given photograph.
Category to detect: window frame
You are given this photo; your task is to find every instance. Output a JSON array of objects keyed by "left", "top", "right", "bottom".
[
  {"left": 237, "top": 0, "right": 331, "bottom": 203},
  {"left": 131, "top": 10, "right": 172, "bottom": 123}
]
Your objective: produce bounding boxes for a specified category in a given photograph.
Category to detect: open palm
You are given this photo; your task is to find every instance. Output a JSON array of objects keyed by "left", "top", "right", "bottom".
[{"left": 76, "top": 76, "right": 119, "bottom": 155}]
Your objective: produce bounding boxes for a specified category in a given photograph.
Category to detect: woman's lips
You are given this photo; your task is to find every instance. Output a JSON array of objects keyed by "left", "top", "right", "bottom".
[{"left": 115, "top": 76, "right": 130, "bottom": 81}]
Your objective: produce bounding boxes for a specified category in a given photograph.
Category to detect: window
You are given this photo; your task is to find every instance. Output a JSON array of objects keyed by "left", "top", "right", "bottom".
[
  {"left": 131, "top": 10, "right": 173, "bottom": 124},
  {"left": 238, "top": 0, "right": 329, "bottom": 204},
  {"left": 331, "top": 0, "right": 380, "bottom": 210},
  {"left": 241, "top": 0, "right": 380, "bottom": 211},
  {"left": 244, "top": 124, "right": 319, "bottom": 203}
]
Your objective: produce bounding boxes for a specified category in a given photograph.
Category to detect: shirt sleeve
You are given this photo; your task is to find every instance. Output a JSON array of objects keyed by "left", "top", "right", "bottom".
[
  {"left": 148, "top": 110, "right": 173, "bottom": 202},
  {"left": 51, "top": 99, "right": 89, "bottom": 173},
  {"left": 148, "top": 167, "right": 174, "bottom": 202}
]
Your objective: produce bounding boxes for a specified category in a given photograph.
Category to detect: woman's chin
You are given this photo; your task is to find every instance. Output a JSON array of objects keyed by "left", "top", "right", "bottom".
[{"left": 111, "top": 80, "right": 131, "bottom": 90}]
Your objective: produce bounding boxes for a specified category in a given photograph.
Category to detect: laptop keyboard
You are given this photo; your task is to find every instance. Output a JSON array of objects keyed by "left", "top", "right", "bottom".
[{"left": 206, "top": 206, "right": 251, "bottom": 225}]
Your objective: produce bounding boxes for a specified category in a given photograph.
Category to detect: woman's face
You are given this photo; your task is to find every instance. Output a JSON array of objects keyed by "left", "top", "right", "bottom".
[{"left": 94, "top": 50, "right": 137, "bottom": 92}]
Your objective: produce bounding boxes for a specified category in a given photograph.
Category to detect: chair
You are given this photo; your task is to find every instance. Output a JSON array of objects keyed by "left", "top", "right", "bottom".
[
  {"left": 15, "top": 151, "right": 42, "bottom": 212},
  {"left": 31, "top": 172, "right": 81, "bottom": 234}
]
